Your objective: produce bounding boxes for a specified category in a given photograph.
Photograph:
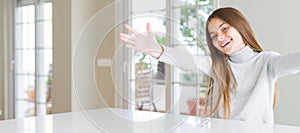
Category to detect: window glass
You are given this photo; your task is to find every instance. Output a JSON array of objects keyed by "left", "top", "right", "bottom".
[
  {"left": 127, "top": 0, "right": 217, "bottom": 115},
  {"left": 14, "top": 0, "right": 53, "bottom": 118}
]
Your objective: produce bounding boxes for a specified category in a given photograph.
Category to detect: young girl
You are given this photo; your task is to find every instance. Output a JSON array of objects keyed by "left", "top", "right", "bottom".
[{"left": 119, "top": 7, "right": 300, "bottom": 124}]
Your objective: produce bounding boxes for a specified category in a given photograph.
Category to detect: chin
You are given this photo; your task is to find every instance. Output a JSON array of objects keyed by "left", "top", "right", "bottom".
[{"left": 223, "top": 50, "right": 232, "bottom": 55}]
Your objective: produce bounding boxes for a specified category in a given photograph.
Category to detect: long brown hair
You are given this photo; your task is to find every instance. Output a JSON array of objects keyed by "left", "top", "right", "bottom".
[{"left": 204, "top": 7, "right": 265, "bottom": 119}]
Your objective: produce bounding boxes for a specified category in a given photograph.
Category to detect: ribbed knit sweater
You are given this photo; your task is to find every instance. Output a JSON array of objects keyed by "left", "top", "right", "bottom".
[{"left": 158, "top": 45, "right": 300, "bottom": 124}]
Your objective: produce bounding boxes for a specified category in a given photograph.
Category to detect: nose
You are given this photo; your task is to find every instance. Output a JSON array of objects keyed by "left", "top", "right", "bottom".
[{"left": 218, "top": 33, "right": 224, "bottom": 41}]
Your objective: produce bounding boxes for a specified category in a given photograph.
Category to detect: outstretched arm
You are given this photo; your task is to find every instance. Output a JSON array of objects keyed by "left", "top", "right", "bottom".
[
  {"left": 269, "top": 51, "right": 300, "bottom": 78},
  {"left": 119, "top": 23, "right": 212, "bottom": 76},
  {"left": 158, "top": 46, "right": 212, "bottom": 76},
  {"left": 119, "top": 23, "right": 164, "bottom": 59}
]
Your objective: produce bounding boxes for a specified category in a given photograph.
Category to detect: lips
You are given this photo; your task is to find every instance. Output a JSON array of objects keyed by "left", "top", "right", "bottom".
[{"left": 221, "top": 39, "right": 232, "bottom": 48}]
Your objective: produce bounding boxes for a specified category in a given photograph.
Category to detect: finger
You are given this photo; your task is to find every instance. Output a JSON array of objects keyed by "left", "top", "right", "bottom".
[
  {"left": 119, "top": 33, "right": 132, "bottom": 38},
  {"left": 120, "top": 36, "right": 135, "bottom": 44},
  {"left": 147, "top": 23, "right": 153, "bottom": 36},
  {"left": 124, "top": 24, "right": 139, "bottom": 35},
  {"left": 125, "top": 44, "right": 136, "bottom": 49}
]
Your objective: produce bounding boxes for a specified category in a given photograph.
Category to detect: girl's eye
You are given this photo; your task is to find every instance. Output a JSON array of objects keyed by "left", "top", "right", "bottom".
[
  {"left": 211, "top": 35, "right": 217, "bottom": 40},
  {"left": 223, "top": 26, "right": 229, "bottom": 31}
]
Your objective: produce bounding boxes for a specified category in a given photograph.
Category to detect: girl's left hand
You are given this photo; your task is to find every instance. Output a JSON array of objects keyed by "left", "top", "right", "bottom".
[{"left": 119, "top": 23, "right": 163, "bottom": 59}]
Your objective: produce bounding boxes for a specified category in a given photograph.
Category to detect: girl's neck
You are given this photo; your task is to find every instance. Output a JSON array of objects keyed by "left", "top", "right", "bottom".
[{"left": 228, "top": 45, "right": 258, "bottom": 63}]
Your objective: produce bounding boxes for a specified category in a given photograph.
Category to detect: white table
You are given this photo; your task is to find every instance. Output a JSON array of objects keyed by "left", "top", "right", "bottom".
[{"left": 0, "top": 108, "right": 300, "bottom": 133}]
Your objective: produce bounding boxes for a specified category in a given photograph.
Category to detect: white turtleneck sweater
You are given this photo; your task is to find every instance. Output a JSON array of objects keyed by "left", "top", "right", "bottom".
[{"left": 158, "top": 45, "right": 300, "bottom": 124}]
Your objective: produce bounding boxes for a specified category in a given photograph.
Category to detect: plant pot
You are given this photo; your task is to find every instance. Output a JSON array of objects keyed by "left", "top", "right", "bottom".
[{"left": 187, "top": 98, "right": 205, "bottom": 116}]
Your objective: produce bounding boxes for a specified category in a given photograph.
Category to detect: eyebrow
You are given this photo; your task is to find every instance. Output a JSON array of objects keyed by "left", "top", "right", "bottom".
[{"left": 209, "top": 22, "right": 226, "bottom": 36}]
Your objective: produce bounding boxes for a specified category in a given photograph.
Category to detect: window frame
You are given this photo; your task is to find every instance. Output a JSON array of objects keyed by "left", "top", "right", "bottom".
[
  {"left": 12, "top": 0, "right": 53, "bottom": 118},
  {"left": 116, "top": 0, "right": 218, "bottom": 115}
]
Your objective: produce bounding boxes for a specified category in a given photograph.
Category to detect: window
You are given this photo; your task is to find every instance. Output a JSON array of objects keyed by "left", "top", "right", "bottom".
[
  {"left": 14, "top": 0, "right": 52, "bottom": 118},
  {"left": 123, "top": 0, "right": 218, "bottom": 115}
]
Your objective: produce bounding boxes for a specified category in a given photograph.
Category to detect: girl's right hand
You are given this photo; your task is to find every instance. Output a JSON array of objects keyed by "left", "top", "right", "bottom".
[{"left": 119, "top": 23, "right": 164, "bottom": 59}]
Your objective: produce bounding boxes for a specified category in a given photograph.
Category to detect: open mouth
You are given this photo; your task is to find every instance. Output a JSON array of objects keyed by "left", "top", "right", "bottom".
[{"left": 221, "top": 40, "right": 231, "bottom": 48}]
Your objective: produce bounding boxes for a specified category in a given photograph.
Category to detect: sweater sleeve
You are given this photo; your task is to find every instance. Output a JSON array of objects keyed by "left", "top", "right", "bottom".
[
  {"left": 158, "top": 46, "right": 212, "bottom": 76},
  {"left": 269, "top": 51, "right": 300, "bottom": 78}
]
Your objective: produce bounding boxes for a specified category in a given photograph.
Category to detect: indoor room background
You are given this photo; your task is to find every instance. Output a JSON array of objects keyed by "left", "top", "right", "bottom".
[{"left": 0, "top": 0, "right": 300, "bottom": 127}]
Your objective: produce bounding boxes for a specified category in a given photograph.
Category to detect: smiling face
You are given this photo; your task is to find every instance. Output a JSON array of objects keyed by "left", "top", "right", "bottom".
[{"left": 208, "top": 18, "right": 246, "bottom": 55}]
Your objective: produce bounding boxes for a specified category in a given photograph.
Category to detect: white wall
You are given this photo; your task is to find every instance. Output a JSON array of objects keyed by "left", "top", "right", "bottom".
[
  {"left": 0, "top": 0, "right": 12, "bottom": 120},
  {"left": 220, "top": 0, "right": 300, "bottom": 126},
  {"left": 52, "top": 0, "right": 115, "bottom": 113},
  {"left": 0, "top": 0, "right": 4, "bottom": 120},
  {"left": 52, "top": 0, "right": 72, "bottom": 113},
  {"left": 72, "top": 0, "right": 115, "bottom": 111}
]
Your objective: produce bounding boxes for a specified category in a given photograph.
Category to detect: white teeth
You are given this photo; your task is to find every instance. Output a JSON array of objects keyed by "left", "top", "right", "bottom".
[{"left": 221, "top": 40, "right": 230, "bottom": 47}]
